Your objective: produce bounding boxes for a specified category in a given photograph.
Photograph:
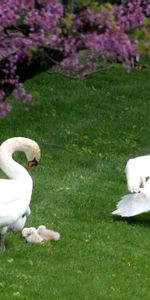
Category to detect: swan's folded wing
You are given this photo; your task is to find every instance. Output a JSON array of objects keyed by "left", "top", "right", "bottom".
[
  {"left": 112, "top": 193, "right": 150, "bottom": 217},
  {"left": 0, "top": 179, "right": 24, "bottom": 204},
  {"left": 0, "top": 178, "right": 32, "bottom": 226}
]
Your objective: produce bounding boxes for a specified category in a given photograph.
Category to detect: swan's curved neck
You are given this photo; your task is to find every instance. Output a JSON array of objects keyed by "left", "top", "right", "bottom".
[{"left": 0, "top": 138, "right": 30, "bottom": 179}]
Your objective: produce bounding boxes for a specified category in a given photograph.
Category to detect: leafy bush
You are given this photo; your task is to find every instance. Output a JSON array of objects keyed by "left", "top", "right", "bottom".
[{"left": 0, "top": 0, "right": 150, "bottom": 117}]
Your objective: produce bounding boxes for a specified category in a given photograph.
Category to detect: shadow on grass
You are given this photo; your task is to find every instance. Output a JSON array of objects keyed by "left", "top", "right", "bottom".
[
  {"left": 113, "top": 214, "right": 150, "bottom": 228},
  {"left": 0, "top": 47, "right": 63, "bottom": 96}
]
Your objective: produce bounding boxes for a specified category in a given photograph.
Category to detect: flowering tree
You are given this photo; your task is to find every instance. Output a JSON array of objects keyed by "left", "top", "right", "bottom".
[{"left": 0, "top": 0, "right": 150, "bottom": 117}]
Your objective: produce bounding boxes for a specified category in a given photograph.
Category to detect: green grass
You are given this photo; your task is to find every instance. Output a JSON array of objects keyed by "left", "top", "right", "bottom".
[{"left": 0, "top": 62, "right": 150, "bottom": 299}]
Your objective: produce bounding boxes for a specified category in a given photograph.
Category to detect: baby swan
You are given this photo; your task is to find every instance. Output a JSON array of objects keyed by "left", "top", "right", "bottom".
[{"left": 0, "top": 137, "right": 41, "bottom": 250}]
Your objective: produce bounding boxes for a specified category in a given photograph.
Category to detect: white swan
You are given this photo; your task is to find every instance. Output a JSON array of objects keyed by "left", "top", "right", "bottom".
[
  {"left": 112, "top": 154, "right": 150, "bottom": 217},
  {"left": 0, "top": 137, "right": 41, "bottom": 250}
]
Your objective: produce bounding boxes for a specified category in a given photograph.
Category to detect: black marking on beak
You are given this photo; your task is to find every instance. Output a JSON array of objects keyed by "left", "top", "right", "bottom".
[
  {"left": 27, "top": 157, "right": 38, "bottom": 171},
  {"left": 31, "top": 157, "right": 38, "bottom": 166}
]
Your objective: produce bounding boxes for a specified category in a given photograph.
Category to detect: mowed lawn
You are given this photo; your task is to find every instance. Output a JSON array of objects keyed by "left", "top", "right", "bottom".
[{"left": 0, "top": 62, "right": 150, "bottom": 299}]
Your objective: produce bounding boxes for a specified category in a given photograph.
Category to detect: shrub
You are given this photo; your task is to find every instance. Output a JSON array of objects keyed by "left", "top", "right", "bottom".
[{"left": 0, "top": 0, "right": 149, "bottom": 117}]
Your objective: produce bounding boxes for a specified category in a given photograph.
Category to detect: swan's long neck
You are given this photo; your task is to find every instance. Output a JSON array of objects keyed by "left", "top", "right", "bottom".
[{"left": 0, "top": 138, "right": 31, "bottom": 179}]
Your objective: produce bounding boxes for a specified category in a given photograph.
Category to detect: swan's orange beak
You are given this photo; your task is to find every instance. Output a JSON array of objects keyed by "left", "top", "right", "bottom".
[
  {"left": 27, "top": 161, "right": 34, "bottom": 172},
  {"left": 27, "top": 158, "right": 38, "bottom": 172}
]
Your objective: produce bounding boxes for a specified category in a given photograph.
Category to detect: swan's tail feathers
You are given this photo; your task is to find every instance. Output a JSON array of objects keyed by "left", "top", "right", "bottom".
[{"left": 112, "top": 192, "right": 150, "bottom": 217}]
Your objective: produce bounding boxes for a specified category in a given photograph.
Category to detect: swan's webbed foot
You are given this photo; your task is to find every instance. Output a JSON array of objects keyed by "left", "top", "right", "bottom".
[{"left": 0, "top": 234, "right": 5, "bottom": 251}]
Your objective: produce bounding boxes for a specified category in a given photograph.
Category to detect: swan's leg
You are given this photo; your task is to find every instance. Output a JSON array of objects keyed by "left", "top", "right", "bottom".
[{"left": 0, "top": 234, "right": 5, "bottom": 251}]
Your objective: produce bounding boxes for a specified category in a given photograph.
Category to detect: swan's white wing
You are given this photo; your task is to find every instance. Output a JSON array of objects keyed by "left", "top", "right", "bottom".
[
  {"left": 0, "top": 179, "right": 23, "bottom": 203},
  {"left": 112, "top": 193, "right": 150, "bottom": 217},
  {"left": 0, "top": 178, "right": 32, "bottom": 226}
]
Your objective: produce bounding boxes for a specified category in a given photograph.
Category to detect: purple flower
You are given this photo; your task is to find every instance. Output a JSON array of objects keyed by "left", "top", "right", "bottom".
[
  {"left": 0, "top": 90, "right": 5, "bottom": 101},
  {"left": 0, "top": 0, "right": 149, "bottom": 117},
  {"left": 0, "top": 101, "right": 12, "bottom": 118}
]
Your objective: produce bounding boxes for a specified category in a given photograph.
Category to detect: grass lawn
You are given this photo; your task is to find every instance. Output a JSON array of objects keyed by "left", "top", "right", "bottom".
[{"left": 0, "top": 61, "right": 150, "bottom": 299}]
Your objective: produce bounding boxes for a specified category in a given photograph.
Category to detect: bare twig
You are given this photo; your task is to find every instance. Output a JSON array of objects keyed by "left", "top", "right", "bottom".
[{"left": 46, "top": 64, "right": 113, "bottom": 80}]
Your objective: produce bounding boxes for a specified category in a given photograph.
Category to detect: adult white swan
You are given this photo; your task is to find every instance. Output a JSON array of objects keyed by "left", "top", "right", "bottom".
[
  {"left": 112, "top": 155, "right": 150, "bottom": 217},
  {"left": 0, "top": 137, "right": 41, "bottom": 250}
]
